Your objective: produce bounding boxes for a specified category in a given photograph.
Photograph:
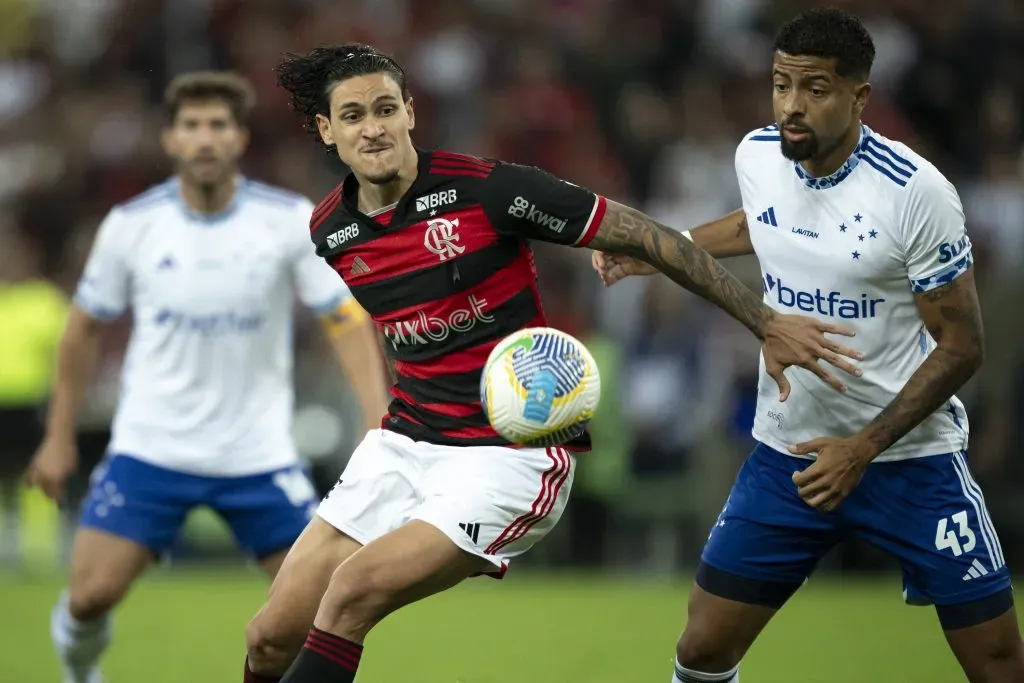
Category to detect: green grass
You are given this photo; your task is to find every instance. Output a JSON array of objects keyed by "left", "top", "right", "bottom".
[{"left": 0, "top": 568, "right": 986, "bottom": 682}]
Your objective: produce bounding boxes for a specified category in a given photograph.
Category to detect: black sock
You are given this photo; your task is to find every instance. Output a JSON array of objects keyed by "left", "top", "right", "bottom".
[
  {"left": 244, "top": 656, "right": 282, "bottom": 683},
  {"left": 280, "top": 627, "right": 363, "bottom": 683}
]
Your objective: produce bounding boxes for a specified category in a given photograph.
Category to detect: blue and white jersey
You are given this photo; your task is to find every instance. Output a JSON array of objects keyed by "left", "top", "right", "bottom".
[
  {"left": 75, "top": 178, "right": 352, "bottom": 476},
  {"left": 737, "top": 125, "right": 972, "bottom": 462}
]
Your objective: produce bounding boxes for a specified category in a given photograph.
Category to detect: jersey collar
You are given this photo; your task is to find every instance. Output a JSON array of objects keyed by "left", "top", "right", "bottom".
[
  {"left": 793, "top": 125, "right": 867, "bottom": 190},
  {"left": 340, "top": 148, "right": 432, "bottom": 229}
]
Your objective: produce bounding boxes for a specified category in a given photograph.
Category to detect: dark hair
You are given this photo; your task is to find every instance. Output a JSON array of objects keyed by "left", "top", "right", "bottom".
[
  {"left": 164, "top": 71, "right": 256, "bottom": 125},
  {"left": 773, "top": 8, "right": 875, "bottom": 80},
  {"left": 276, "top": 44, "right": 409, "bottom": 151}
]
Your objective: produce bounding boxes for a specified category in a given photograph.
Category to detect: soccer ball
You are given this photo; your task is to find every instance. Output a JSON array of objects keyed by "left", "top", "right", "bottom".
[{"left": 480, "top": 327, "right": 601, "bottom": 447}]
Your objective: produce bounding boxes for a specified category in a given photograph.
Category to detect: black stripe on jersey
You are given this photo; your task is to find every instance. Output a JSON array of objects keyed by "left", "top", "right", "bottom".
[
  {"left": 383, "top": 287, "right": 539, "bottom": 363},
  {"left": 396, "top": 368, "right": 482, "bottom": 405},
  {"left": 347, "top": 238, "right": 521, "bottom": 314},
  {"left": 388, "top": 415, "right": 511, "bottom": 448},
  {"left": 394, "top": 399, "right": 491, "bottom": 431}
]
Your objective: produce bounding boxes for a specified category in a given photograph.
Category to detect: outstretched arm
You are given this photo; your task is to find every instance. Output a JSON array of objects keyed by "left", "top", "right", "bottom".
[{"left": 587, "top": 200, "right": 772, "bottom": 338}]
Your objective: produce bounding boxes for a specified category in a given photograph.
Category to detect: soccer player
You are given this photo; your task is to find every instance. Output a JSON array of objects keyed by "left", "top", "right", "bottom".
[
  {"left": 27, "top": 71, "right": 389, "bottom": 683},
  {"left": 595, "top": 8, "right": 1024, "bottom": 682},
  {"left": 239, "top": 44, "right": 864, "bottom": 683}
]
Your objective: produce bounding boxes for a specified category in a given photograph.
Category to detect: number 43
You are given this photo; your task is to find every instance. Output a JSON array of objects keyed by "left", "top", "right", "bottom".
[{"left": 935, "top": 510, "right": 976, "bottom": 557}]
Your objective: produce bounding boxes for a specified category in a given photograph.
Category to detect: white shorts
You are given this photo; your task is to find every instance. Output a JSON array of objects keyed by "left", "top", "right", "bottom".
[{"left": 316, "top": 428, "right": 576, "bottom": 576}]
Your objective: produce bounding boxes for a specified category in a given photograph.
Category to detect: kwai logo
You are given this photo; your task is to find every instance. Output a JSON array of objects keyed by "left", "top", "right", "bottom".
[
  {"left": 507, "top": 196, "right": 567, "bottom": 233},
  {"left": 382, "top": 295, "right": 495, "bottom": 348},
  {"left": 762, "top": 273, "right": 885, "bottom": 319}
]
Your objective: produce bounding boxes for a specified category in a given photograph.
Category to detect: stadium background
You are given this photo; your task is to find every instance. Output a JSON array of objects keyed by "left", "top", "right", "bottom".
[{"left": 1, "top": 0, "right": 1023, "bottom": 680}]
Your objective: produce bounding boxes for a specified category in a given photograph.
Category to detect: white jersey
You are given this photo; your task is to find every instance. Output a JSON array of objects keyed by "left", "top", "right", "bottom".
[
  {"left": 737, "top": 124, "right": 972, "bottom": 462},
  {"left": 74, "top": 178, "right": 352, "bottom": 476}
]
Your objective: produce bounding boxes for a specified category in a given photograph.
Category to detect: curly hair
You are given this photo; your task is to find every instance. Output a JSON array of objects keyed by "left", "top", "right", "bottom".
[
  {"left": 276, "top": 44, "right": 409, "bottom": 152},
  {"left": 773, "top": 8, "right": 875, "bottom": 80}
]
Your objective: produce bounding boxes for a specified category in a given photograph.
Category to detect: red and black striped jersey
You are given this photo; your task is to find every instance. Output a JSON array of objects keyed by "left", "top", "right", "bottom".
[{"left": 310, "top": 149, "right": 607, "bottom": 448}]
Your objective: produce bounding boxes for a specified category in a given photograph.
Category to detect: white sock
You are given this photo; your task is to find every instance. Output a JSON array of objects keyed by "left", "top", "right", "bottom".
[
  {"left": 51, "top": 591, "right": 111, "bottom": 683},
  {"left": 672, "top": 657, "right": 739, "bottom": 682}
]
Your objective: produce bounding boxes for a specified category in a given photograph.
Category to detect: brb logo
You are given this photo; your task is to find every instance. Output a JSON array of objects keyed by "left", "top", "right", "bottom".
[
  {"left": 382, "top": 295, "right": 495, "bottom": 348},
  {"left": 762, "top": 273, "right": 885, "bottom": 319},
  {"left": 424, "top": 217, "right": 465, "bottom": 261},
  {"left": 507, "top": 196, "right": 568, "bottom": 233}
]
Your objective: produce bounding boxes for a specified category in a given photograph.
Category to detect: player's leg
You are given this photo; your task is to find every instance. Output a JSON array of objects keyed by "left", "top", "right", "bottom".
[
  {"left": 242, "top": 429, "right": 421, "bottom": 681},
  {"left": 674, "top": 443, "right": 844, "bottom": 682},
  {"left": 280, "top": 432, "right": 576, "bottom": 683},
  {"left": 213, "top": 462, "right": 322, "bottom": 580},
  {"left": 52, "top": 454, "right": 191, "bottom": 683},
  {"left": 244, "top": 518, "right": 362, "bottom": 681},
  {"left": 849, "top": 450, "right": 1023, "bottom": 683}
]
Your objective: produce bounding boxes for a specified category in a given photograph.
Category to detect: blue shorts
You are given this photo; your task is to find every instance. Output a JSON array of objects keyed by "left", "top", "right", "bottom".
[
  {"left": 78, "top": 454, "right": 317, "bottom": 559},
  {"left": 700, "top": 443, "right": 1012, "bottom": 629}
]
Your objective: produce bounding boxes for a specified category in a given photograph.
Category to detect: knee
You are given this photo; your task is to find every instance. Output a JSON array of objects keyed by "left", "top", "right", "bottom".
[
  {"left": 66, "top": 572, "right": 125, "bottom": 622},
  {"left": 676, "top": 625, "right": 743, "bottom": 673},
  {"left": 317, "top": 564, "right": 395, "bottom": 636},
  {"left": 246, "top": 610, "right": 305, "bottom": 675}
]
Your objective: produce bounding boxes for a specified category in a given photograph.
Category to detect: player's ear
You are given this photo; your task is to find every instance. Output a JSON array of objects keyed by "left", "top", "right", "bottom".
[
  {"left": 405, "top": 97, "right": 415, "bottom": 131},
  {"left": 853, "top": 81, "right": 871, "bottom": 117},
  {"left": 315, "top": 113, "right": 335, "bottom": 147},
  {"left": 160, "top": 125, "right": 176, "bottom": 157}
]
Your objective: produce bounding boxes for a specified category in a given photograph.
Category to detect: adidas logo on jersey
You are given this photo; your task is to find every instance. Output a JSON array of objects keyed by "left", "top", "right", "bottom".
[
  {"left": 350, "top": 257, "right": 371, "bottom": 275},
  {"left": 962, "top": 558, "right": 989, "bottom": 582},
  {"left": 756, "top": 207, "right": 778, "bottom": 227}
]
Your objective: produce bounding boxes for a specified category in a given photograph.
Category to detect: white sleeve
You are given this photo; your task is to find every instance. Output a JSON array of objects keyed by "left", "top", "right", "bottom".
[
  {"left": 288, "top": 198, "right": 353, "bottom": 313},
  {"left": 73, "top": 209, "right": 131, "bottom": 320},
  {"left": 901, "top": 167, "right": 974, "bottom": 293}
]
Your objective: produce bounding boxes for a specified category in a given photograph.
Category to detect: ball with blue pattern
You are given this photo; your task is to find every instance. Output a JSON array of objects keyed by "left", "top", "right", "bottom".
[{"left": 481, "top": 327, "right": 601, "bottom": 447}]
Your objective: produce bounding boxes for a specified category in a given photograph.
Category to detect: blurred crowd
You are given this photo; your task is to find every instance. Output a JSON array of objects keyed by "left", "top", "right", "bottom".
[{"left": 1, "top": 0, "right": 1023, "bottom": 572}]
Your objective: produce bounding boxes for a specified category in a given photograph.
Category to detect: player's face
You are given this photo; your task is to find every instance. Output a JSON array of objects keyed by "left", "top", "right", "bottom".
[
  {"left": 317, "top": 73, "right": 415, "bottom": 185},
  {"left": 162, "top": 101, "right": 248, "bottom": 188},
  {"left": 771, "top": 52, "right": 868, "bottom": 163}
]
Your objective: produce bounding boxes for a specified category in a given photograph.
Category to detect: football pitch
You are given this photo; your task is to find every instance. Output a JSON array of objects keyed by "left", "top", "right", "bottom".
[{"left": 0, "top": 568, "right": 989, "bottom": 682}]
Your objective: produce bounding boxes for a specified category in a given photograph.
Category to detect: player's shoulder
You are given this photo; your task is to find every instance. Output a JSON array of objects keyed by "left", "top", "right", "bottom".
[
  {"left": 112, "top": 180, "right": 177, "bottom": 217},
  {"left": 241, "top": 178, "right": 313, "bottom": 213},
  {"left": 736, "top": 124, "right": 787, "bottom": 165},
  {"left": 854, "top": 126, "right": 932, "bottom": 192}
]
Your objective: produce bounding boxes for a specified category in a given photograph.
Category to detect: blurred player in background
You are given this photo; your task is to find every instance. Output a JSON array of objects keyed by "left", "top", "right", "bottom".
[
  {"left": 240, "top": 44, "right": 864, "bottom": 683},
  {"left": 27, "top": 71, "right": 389, "bottom": 683},
  {"left": 595, "top": 8, "right": 1024, "bottom": 683},
  {"left": 0, "top": 229, "right": 67, "bottom": 567}
]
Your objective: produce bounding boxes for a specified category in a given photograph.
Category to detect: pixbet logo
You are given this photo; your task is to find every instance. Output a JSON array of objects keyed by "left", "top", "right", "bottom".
[
  {"left": 507, "top": 196, "right": 567, "bottom": 233},
  {"left": 762, "top": 273, "right": 884, "bottom": 319},
  {"left": 382, "top": 295, "right": 494, "bottom": 348},
  {"left": 424, "top": 216, "right": 465, "bottom": 261}
]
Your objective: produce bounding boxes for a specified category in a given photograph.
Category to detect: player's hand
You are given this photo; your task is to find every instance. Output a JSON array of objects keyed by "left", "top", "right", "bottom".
[
  {"left": 26, "top": 435, "right": 79, "bottom": 502},
  {"left": 591, "top": 250, "right": 657, "bottom": 286},
  {"left": 789, "top": 436, "right": 876, "bottom": 512},
  {"left": 762, "top": 313, "right": 863, "bottom": 400}
]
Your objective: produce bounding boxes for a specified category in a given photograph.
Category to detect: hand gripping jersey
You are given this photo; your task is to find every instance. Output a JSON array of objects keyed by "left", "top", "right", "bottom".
[
  {"left": 310, "top": 150, "right": 608, "bottom": 449},
  {"left": 738, "top": 124, "right": 973, "bottom": 461}
]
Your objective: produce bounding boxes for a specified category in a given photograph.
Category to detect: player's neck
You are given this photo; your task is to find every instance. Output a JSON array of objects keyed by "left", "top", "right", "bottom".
[
  {"left": 799, "top": 124, "right": 862, "bottom": 178},
  {"left": 355, "top": 151, "right": 419, "bottom": 214},
  {"left": 178, "top": 176, "right": 237, "bottom": 215}
]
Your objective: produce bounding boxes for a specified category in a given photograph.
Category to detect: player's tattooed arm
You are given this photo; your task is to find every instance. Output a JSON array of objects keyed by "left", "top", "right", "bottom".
[
  {"left": 588, "top": 200, "right": 774, "bottom": 338},
  {"left": 859, "top": 268, "right": 984, "bottom": 458}
]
